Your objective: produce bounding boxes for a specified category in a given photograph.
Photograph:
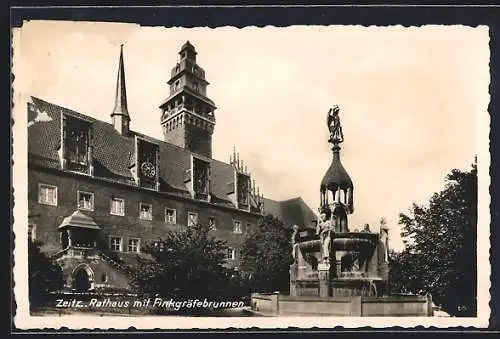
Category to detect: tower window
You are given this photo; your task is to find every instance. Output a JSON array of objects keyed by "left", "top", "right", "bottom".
[
  {"left": 38, "top": 183, "right": 58, "bottom": 206},
  {"left": 165, "top": 208, "right": 177, "bottom": 224},
  {"left": 174, "top": 80, "right": 181, "bottom": 91},
  {"left": 139, "top": 203, "right": 153, "bottom": 220},
  {"left": 77, "top": 191, "right": 94, "bottom": 211},
  {"left": 193, "top": 82, "right": 199, "bottom": 92}
]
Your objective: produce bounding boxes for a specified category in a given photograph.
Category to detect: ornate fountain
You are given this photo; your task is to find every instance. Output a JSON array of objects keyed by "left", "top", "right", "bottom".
[
  {"left": 289, "top": 105, "right": 390, "bottom": 299},
  {"left": 250, "top": 106, "right": 434, "bottom": 316}
]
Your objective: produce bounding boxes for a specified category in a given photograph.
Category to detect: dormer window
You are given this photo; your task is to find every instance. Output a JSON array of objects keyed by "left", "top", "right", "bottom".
[
  {"left": 62, "top": 115, "right": 92, "bottom": 174},
  {"left": 237, "top": 173, "right": 251, "bottom": 209},
  {"left": 136, "top": 138, "right": 159, "bottom": 190},
  {"left": 192, "top": 156, "right": 210, "bottom": 201}
]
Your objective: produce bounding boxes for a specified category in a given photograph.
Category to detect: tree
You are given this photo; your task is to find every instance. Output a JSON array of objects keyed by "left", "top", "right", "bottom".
[
  {"left": 28, "top": 240, "right": 64, "bottom": 306},
  {"left": 392, "top": 162, "right": 477, "bottom": 317},
  {"left": 128, "top": 223, "right": 231, "bottom": 300},
  {"left": 240, "top": 214, "right": 293, "bottom": 294}
]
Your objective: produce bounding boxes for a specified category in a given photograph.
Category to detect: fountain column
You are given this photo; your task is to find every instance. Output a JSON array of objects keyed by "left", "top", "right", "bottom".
[{"left": 318, "top": 262, "right": 330, "bottom": 298}]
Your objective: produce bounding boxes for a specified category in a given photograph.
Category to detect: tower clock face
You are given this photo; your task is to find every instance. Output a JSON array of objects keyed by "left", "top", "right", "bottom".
[{"left": 141, "top": 161, "right": 156, "bottom": 178}]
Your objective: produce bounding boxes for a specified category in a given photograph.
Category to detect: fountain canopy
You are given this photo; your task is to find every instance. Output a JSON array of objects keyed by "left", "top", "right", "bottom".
[{"left": 320, "top": 150, "right": 353, "bottom": 193}]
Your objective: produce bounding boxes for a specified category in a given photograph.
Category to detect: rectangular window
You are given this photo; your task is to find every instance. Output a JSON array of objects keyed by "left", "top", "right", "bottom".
[
  {"left": 127, "top": 238, "right": 140, "bottom": 253},
  {"left": 233, "top": 220, "right": 242, "bottom": 234},
  {"left": 110, "top": 198, "right": 125, "bottom": 216},
  {"left": 165, "top": 208, "right": 177, "bottom": 224},
  {"left": 226, "top": 247, "right": 236, "bottom": 260},
  {"left": 139, "top": 203, "right": 153, "bottom": 221},
  {"left": 38, "top": 184, "right": 57, "bottom": 206},
  {"left": 209, "top": 216, "right": 216, "bottom": 230},
  {"left": 187, "top": 212, "right": 198, "bottom": 227},
  {"left": 77, "top": 191, "right": 94, "bottom": 211},
  {"left": 110, "top": 236, "right": 123, "bottom": 251},
  {"left": 28, "top": 223, "right": 36, "bottom": 242}
]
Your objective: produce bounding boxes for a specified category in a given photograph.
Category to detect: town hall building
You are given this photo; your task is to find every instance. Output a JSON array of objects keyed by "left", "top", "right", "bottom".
[{"left": 27, "top": 41, "right": 316, "bottom": 292}]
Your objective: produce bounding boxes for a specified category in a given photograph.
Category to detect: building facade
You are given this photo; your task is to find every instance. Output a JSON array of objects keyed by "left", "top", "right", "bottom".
[{"left": 27, "top": 42, "right": 316, "bottom": 292}]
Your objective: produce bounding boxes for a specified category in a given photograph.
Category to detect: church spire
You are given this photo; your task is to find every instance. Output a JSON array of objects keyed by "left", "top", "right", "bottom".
[{"left": 111, "top": 44, "right": 130, "bottom": 135}]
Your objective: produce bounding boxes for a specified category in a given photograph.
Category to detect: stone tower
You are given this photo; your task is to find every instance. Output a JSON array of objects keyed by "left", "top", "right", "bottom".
[{"left": 159, "top": 41, "right": 217, "bottom": 158}]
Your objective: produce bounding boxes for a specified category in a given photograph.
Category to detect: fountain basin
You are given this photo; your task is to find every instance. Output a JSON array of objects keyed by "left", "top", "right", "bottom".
[
  {"left": 331, "top": 232, "right": 378, "bottom": 253},
  {"left": 330, "top": 277, "right": 383, "bottom": 297}
]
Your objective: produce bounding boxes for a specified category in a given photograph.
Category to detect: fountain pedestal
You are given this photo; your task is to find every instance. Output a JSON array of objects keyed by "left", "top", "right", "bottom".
[{"left": 317, "top": 263, "right": 330, "bottom": 298}]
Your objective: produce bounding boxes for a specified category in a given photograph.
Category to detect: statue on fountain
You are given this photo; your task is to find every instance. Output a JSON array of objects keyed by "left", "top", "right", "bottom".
[
  {"left": 316, "top": 207, "right": 334, "bottom": 263},
  {"left": 291, "top": 224, "right": 301, "bottom": 262},
  {"left": 327, "top": 105, "right": 344, "bottom": 144}
]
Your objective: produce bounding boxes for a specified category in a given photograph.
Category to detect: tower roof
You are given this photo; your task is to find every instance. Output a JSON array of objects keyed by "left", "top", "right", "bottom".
[
  {"left": 180, "top": 40, "right": 197, "bottom": 54},
  {"left": 321, "top": 106, "right": 353, "bottom": 192},
  {"left": 320, "top": 146, "right": 353, "bottom": 192},
  {"left": 111, "top": 44, "right": 130, "bottom": 119}
]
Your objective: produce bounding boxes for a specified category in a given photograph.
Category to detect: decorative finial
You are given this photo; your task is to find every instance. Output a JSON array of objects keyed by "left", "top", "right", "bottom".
[{"left": 327, "top": 105, "right": 344, "bottom": 145}]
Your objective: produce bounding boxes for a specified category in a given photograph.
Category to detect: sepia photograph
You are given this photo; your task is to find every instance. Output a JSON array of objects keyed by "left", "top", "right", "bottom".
[{"left": 12, "top": 20, "right": 490, "bottom": 329}]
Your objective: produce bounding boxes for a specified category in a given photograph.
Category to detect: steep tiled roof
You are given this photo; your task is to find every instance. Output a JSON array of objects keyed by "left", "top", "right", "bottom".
[
  {"left": 28, "top": 96, "right": 316, "bottom": 223},
  {"left": 262, "top": 197, "right": 318, "bottom": 229}
]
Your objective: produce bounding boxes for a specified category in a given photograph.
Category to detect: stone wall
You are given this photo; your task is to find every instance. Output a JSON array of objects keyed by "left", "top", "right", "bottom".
[
  {"left": 250, "top": 293, "right": 434, "bottom": 317},
  {"left": 28, "top": 168, "right": 259, "bottom": 268}
]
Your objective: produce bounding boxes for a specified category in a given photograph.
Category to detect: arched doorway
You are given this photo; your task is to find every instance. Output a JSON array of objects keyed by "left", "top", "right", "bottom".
[{"left": 72, "top": 264, "right": 94, "bottom": 292}]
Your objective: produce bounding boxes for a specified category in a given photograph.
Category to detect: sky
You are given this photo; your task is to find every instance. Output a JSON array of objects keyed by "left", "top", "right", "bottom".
[{"left": 13, "top": 21, "right": 490, "bottom": 250}]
